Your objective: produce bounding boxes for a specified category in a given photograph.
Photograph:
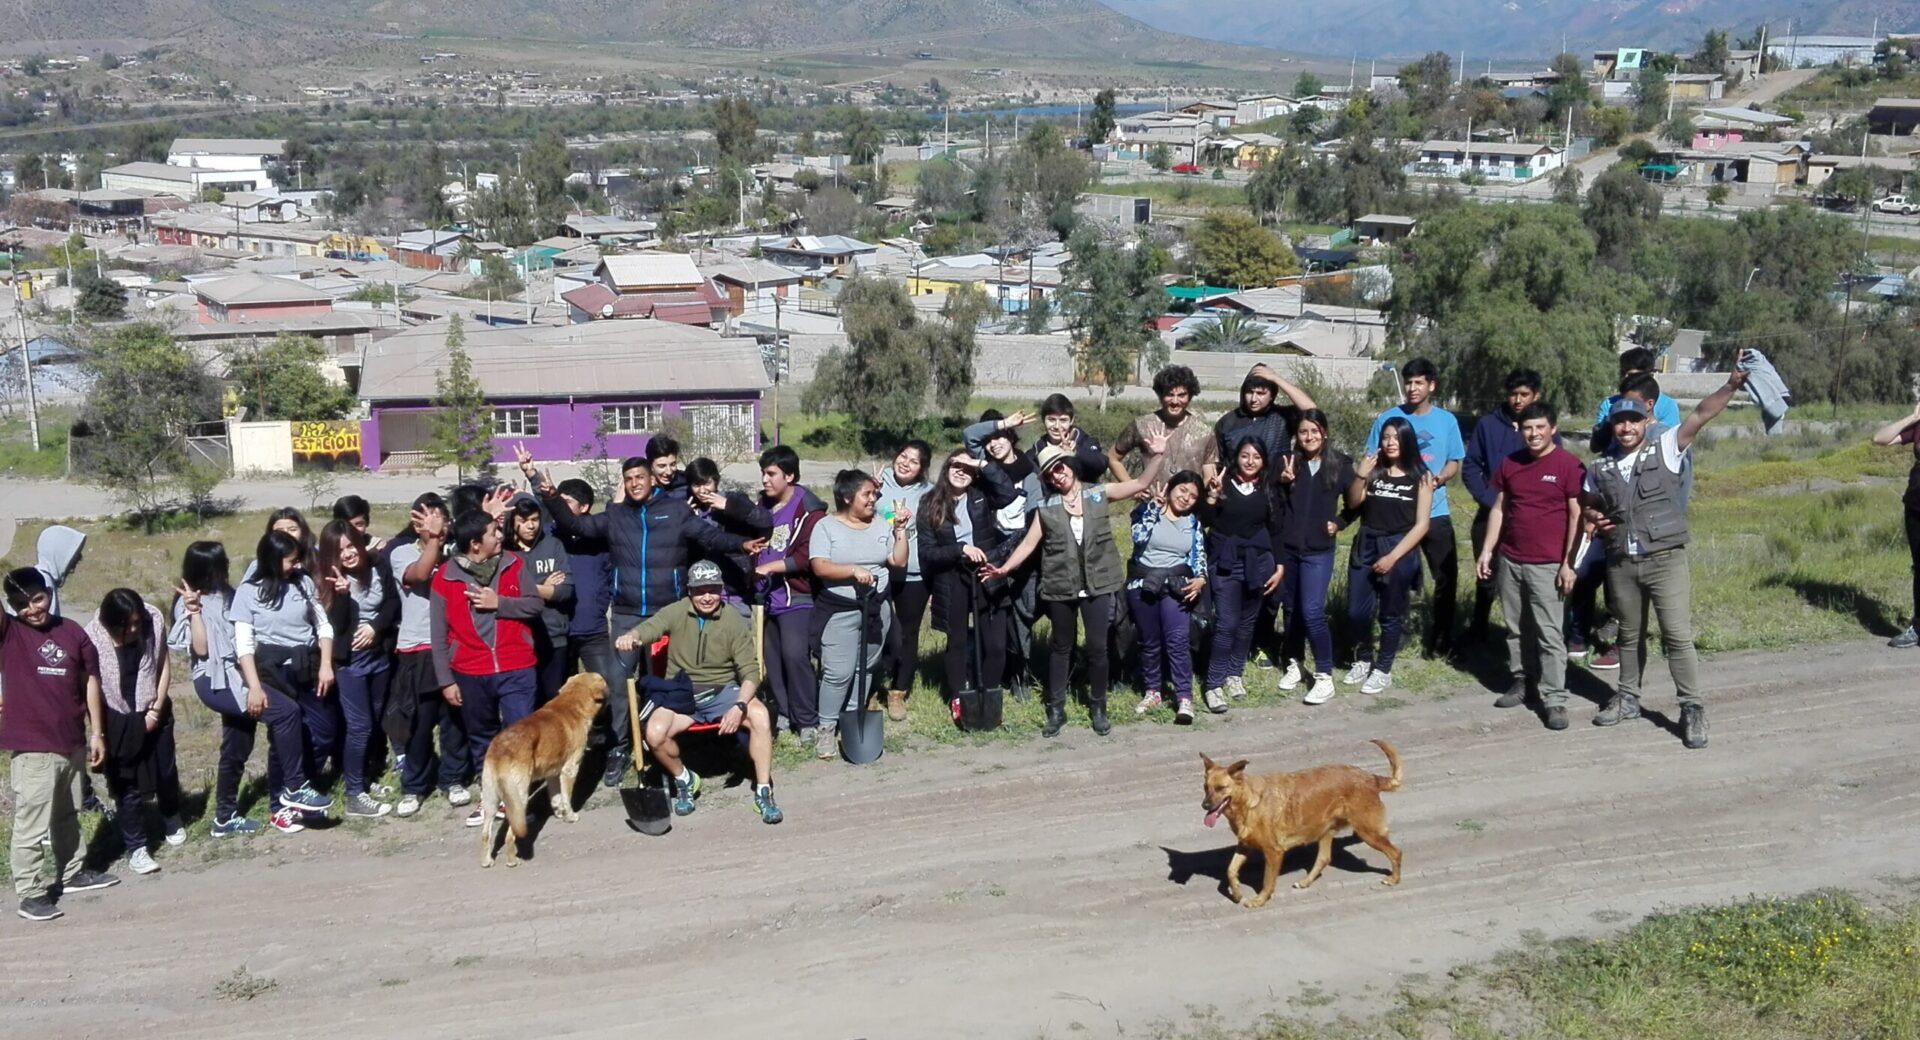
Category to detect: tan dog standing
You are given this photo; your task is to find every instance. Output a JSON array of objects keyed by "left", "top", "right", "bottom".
[
  {"left": 480, "top": 673, "right": 609, "bottom": 867},
  {"left": 1199, "top": 740, "right": 1404, "bottom": 907}
]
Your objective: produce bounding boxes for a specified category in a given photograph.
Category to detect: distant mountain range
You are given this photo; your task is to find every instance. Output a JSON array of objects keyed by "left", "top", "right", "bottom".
[{"left": 1098, "top": 0, "right": 1919, "bottom": 61}]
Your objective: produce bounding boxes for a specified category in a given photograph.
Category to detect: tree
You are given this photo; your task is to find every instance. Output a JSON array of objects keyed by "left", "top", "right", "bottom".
[
  {"left": 461, "top": 253, "right": 526, "bottom": 300},
  {"left": 1288, "top": 105, "right": 1324, "bottom": 140},
  {"left": 1663, "top": 113, "right": 1697, "bottom": 146},
  {"left": 74, "top": 267, "right": 127, "bottom": 321},
  {"left": 1189, "top": 211, "right": 1301, "bottom": 287},
  {"left": 469, "top": 175, "right": 537, "bottom": 247},
  {"left": 426, "top": 316, "right": 493, "bottom": 481},
  {"left": 525, "top": 127, "right": 571, "bottom": 232},
  {"left": 76, "top": 323, "right": 220, "bottom": 527},
  {"left": 802, "top": 279, "right": 932, "bottom": 439},
  {"left": 844, "top": 109, "right": 884, "bottom": 167},
  {"left": 1592, "top": 104, "right": 1634, "bottom": 147},
  {"left": 1246, "top": 154, "right": 1292, "bottom": 224},
  {"left": 1583, "top": 163, "right": 1662, "bottom": 270},
  {"left": 711, "top": 97, "right": 760, "bottom": 164},
  {"left": 1632, "top": 65, "right": 1668, "bottom": 132},
  {"left": 1185, "top": 311, "right": 1270, "bottom": 351},
  {"left": 1696, "top": 29, "right": 1730, "bottom": 73},
  {"left": 231, "top": 334, "right": 355, "bottom": 420},
  {"left": 1089, "top": 88, "right": 1118, "bottom": 145},
  {"left": 916, "top": 158, "right": 970, "bottom": 215},
  {"left": 803, "top": 185, "right": 867, "bottom": 236},
  {"left": 1022, "top": 292, "right": 1053, "bottom": 334},
  {"left": 1146, "top": 144, "right": 1173, "bottom": 172},
  {"left": 1547, "top": 52, "right": 1592, "bottom": 122},
  {"left": 1293, "top": 72, "right": 1324, "bottom": 98},
  {"left": 1062, "top": 227, "right": 1167, "bottom": 406},
  {"left": 930, "top": 284, "right": 991, "bottom": 414},
  {"left": 1398, "top": 52, "right": 1454, "bottom": 116}
]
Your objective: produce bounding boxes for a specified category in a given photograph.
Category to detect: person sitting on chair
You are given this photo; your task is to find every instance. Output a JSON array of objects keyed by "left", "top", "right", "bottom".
[{"left": 613, "top": 561, "right": 781, "bottom": 824}]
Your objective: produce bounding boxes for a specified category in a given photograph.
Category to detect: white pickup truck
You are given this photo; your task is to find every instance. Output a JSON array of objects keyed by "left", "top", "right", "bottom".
[{"left": 1873, "top": 194, "right": 1919, "bottom": 215}]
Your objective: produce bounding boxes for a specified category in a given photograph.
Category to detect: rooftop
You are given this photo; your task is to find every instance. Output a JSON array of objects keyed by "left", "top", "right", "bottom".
[
  {"left": 104, "top": 161, "right": 197, "bottom": 183},
  {"left": 598, "top": 252, "right": 706, "bottom": 290},
  {"left": 358, "top": 320, "right": 769, "bottom": 402},
  {"left": 170, "top": 138, "right": 286, "bottom": 156},
  {"left": 193, "top": 272, "right": 335, "bottom": 307}
]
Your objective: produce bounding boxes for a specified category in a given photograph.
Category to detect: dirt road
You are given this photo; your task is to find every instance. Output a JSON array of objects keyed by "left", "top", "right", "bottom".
[{"left": 3, "top": 640, "right": 1914, "bottom": 1038}]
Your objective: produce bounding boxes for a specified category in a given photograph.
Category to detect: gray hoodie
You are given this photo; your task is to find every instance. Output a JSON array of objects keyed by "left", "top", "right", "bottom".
[
  {"left": 509, "top": 493, "right": 575, "bottom": 644},
  {"left": 4, "top": 525, "right": 86, "bottom": 618}
]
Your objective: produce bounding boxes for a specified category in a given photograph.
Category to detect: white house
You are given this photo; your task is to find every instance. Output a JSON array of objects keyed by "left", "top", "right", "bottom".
[
  {"left": 1412, "top": 141, "right": 1565, "bottom": 182},
  {"left": 167, "top": 138, "right": 286, "bottom": 173},
  {"left": 100, "top": 161, "right": 272, "bottom": 200}
]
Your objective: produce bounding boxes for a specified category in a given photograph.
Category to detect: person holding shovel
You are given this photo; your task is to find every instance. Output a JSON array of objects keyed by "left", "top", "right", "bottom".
[{"left": 918, "top": 451, "right": 1019, "bottom": 727}]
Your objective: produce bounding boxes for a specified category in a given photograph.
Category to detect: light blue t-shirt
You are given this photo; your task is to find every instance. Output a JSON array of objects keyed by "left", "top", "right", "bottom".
[
  {"left": 1596, "top": 392, "right": 1682, "bottom": 430},
  {"left": 1365, "top": 406, "right": 1466, "bottom": 519}
]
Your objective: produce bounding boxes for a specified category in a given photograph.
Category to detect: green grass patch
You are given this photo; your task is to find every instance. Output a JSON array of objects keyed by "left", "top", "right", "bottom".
[
  {"left": 1088, "top": 179, "right": 1249, "bottom": 210},
  {"left": 0, "top": 408, "right": 73, "bottom": 478}
]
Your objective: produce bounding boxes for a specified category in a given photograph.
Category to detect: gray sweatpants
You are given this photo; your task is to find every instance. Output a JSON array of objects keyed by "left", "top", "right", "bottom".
[
  {"left": 1606, "top": 547, "right": 1701, "bottom": 707},
  {"left": 1496, "top": 557, "right": 1568, "bottom": 707},
  {"left": 817, "top": 607, "right": 891, "bottom": 731}
]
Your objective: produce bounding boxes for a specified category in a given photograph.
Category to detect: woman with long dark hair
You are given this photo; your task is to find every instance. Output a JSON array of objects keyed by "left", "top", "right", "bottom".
[
  {"left": 316, "top": 520, "right": 400, "bottom": 819},
  {"left": 170, "top": 541, "right": 325, "bottom": 836},
  {"left": 808, "top": 468, "right": 910, "bottom": 760},
  {"left": 1127, "top": 469, "right": 1209, "bottom": 722},
  {"left": 1198, "top": 437, "right": 1284, "bottom": 712},
  {"left": 234, "top": 529, "right": 338, "bottom": 801},
  {"left": 880, "top": 440, "right": 933, "bottom": 722},
  {"left": 917, "top": 450, "right": 1016, "bottom": 719},
  {"left": 1341, "top": 416, "right": 1431, "bottom": 697},
  {"left": 1274, "top": 409, "right": 1360, "bottom": 706},
  {"left": 87, "top": 588, "right": 183, "bottom": 873}
]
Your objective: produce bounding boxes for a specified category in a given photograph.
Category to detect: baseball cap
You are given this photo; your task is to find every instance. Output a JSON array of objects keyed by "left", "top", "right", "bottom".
[
  {"left": 686, "top": 560, "right": 724, "bottom": 589},
  {"left": 1608, "top": 397, "right": 1648, "bottom": 422},
  {"left": 1035, "top": 443, "right": 1072, "bottom": 475}
]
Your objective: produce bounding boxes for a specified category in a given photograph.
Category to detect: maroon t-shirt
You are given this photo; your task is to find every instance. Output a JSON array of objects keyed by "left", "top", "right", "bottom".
[
  {"left": 0, "top": 617, "right": 98, "bottom": 755},
  {"left": 1491, "top": 447, "right": 1586, "bottom": 566}
]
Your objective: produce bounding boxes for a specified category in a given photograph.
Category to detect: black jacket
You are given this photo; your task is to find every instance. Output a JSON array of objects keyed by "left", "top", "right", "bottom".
[
  {"left": 1275, "top": 449, "right": 1359, "bottom": 555},
  {"left": 690, "top": 489, "right": 775, "bottom": 604},
  {"left": 323, "top": 553, "right": 401, "bottom": 667},
  {"left": 918, "top": 484, "right": 1017, "bottom": 634},
  {"left": 545, "top": 489, "right": 749, "bottom": 619}
]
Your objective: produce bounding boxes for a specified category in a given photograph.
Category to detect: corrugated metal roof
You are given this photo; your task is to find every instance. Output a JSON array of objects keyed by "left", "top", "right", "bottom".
[
  {"left": 358, "top": 320, "right": 767, "bottom": 402},
  {"left": 597, "top": 252, "right": 704, "bottom": 290},
  {"left": 194, "top": 272, "right": 334, "bottom": 306},
  {"left": 170, "top": 138, "right": 285, "bottom": 156}
]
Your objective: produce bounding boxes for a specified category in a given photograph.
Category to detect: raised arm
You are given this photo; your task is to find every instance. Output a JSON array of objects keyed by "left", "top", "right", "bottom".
[
  {"left": 1675, "top": 370, "right": 1751, "bottom": 452},
  {"left": 1257, "top": 363, "right": 1317, "bottom": 411},
  {"left": 1104, "top": 430, "right": 1170, "bottom": 501},
  {"left": 1872, "top": 401, "right": 1920, "bottom": 446}
]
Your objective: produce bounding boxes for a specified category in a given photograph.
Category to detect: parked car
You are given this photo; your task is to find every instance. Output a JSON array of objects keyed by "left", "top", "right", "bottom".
[
  {"left": 1171, "top": 162, "right": 1203, "bottom": 175},
  {"left": 1874, "top": 194, "right": 1918, "bottom": 215}
]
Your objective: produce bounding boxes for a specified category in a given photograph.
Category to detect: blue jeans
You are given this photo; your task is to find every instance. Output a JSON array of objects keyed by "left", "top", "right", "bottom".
[
  {"left": 1347, "top": 530, "right": 1422, "bottom": 674},
  {"left": 457, "top": 669, "right": 537, "bottom": 773},
  {"left": 1127, "top": 585, "right": 1194, "bottom": 699},
  {"left": 195, "top": 675, "right": 306, "bottom": 817},
  {"left": 1280, "top": 548, "right": 1337, "bottom": 676},
  {"left": 335, "top": 651, "right": 391, "bottom": 797}
]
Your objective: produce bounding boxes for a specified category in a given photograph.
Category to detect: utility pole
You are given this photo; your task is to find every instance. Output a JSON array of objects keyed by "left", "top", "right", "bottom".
[{"left": 12, "top": 273, "right": 40, "bottom": 452}]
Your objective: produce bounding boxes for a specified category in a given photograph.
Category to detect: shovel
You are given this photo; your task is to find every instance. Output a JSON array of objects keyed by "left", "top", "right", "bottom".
[
  {"left": 950, "top": 574, "right": 1004, "bottom": 732},
  {"left": 621, "top": 670, "right": 672, "bottom": 836}
]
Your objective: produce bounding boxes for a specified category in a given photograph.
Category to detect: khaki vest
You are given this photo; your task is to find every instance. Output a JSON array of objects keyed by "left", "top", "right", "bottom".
[{"left": 1036, "top": 489, "right": 1125, "bottom": 600}]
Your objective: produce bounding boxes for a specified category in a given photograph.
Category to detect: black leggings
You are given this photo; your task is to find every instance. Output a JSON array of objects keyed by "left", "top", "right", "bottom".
[
  {"left": 1907, "top": 503, "right": 1920, "bottom": 619},
  {"left": 887, "top": 580, "right": 931, "bottom": 693},
  {"left": 938, "top": 574, "right": 1009, "bottom": 698},
  {"left": 1045, "top": 593, "right": 1114, "bottom": 708}
]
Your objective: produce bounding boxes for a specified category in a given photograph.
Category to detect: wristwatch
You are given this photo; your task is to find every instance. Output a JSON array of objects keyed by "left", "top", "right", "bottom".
[{"left": 731, "top": 702, "right": 748, "bottom": 715}]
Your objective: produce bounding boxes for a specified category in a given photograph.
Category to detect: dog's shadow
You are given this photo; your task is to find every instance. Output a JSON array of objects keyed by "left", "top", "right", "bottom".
[{"left": 1162, "top": 840, "right": 1387, "bottom": 901}]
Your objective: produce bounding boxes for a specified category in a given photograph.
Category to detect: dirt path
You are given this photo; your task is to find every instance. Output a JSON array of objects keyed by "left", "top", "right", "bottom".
[{"left": 4, "top": 640, "right": 1915, "bottom": 1038}]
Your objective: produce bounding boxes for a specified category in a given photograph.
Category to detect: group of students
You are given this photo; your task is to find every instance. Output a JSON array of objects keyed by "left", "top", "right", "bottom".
[{"left": 2, "top": 353, "right": 1762, "bottom": 923}]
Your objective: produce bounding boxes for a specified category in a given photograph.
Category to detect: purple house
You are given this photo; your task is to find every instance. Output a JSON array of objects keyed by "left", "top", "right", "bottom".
[{"left": 356, "top": 319, "right": 769, "bottom": 470}]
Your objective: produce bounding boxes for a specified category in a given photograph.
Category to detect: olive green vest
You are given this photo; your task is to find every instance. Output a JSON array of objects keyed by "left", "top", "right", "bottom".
[{"left": 1036, "top": 489, "right": 1125, "bottom": 600}]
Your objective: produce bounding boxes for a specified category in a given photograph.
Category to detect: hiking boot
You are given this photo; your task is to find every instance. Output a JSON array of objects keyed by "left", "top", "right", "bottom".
[
  {"left": 1681, "top": 704, "right": 1708, "bottom": 749},
  {"left": 1135, "top": 690, "right": 1164, "bottom": 716},
  {"left": 1089, "top": 700, "right": 1112, "bottom": 736},
  {"left": 277, "top": 784, "right": 331, "bottom": 813},
  {"left": 395, "top": 795, "right": 423, "bottom": 818},
  {"left": 271, "top": 807, "right": 306, "bottom": 834},
  {"left": 1543, "top": 706, "right": 1569, "bottom": 731},
  {"left": 162, "top": 816, "right": 187, "bottom": 847},
  {"left": 601, "top": 748, "right": 632, "bottom": 788},
  {"left": 344, "top": 793, "right": 391, "bottom": 819},
  {"left": 17, "top": 895, "right": 61, "bottom": 922},
  {"left": 1493, "top": 680, "right": 1528, "bottom": 709},
  {"left": 753, "top": 785, "right": 784, "bottom": 825},
  {"left": 1224, "top": 676, "right": 1248, "bottom": 700},
  {"left": 444, "top": 786, "right": 473, "bottom": 807},
  {"left": 1891, "top": 624, "right": 1919, "bottom": 649},
  {"left": 1360, "top": 671, "right": 1393, "bottom": 696},
  {"left": 1303, "top": 674, "right": 1335, "bottom": 705},
  {"left": 886, "top": 690, "right": 908, "bottom": 722},
  {"left": 1174, "top": 698, "right": 1195, "bottom": 724},
  {"left": 1276, "top": 661, "right": 1303, "bottom": 691},
  {"left": 1202, "top": 687, "right": 1228, "bottom": 714},
  {"left": 1042, "top": 701, "right": 1067, "bottom": 738},
  {"left": 1341, "top": 662, "right": 1371, "bottom": 686},
  {"left": 815, "top": 727, "right": 840, "bottom": 760},
  {"left": 1588, "top": 647, "right": 1621, "bottom": 670},
  {"left": 128, "top": 848, "right": 159, "bottom": 876},
  {"left": 671, "top": 772, "right": 702, "bottom": 816},
  {"left": 1593, "top": 694, "right": 1641, "bottom": 727},
  {"left": 210, "top": 814, "right": 262, "bottom": 838},
  {"left": 62, "top": 869, "right": 119, "bottom": 894}
]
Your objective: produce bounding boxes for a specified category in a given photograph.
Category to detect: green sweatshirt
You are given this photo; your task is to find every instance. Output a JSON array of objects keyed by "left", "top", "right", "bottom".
[{"left": 621, "top": 599, "right": 757, "bottom": 693}]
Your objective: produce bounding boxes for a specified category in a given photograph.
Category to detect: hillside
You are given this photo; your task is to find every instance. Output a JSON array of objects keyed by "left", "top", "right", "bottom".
[{"left": 1100, "top": 0, "right": 1920, "bottom": 60}]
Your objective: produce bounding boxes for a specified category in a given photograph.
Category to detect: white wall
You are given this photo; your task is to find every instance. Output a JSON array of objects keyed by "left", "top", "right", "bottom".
[{"left": 230, "top": 420, "right": 294, "bottom": 475}]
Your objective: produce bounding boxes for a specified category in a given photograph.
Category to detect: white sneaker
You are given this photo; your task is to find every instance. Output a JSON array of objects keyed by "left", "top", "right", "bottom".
[
  {"left": 162, "top": 816, "right": 187, "bottom": 846},
  {"left": 1135, "top": 690, "right": 1164, "bottom": 715},
  {"left": 395, "top": 795, "right": 422, "bottom": 818},
  {"left": 128, "top": 848, "right": 159, "bottom": 875},
  {"left": 1202, "top": 687, "right": 1228, "bottom": 714},
  {"left": 1361, "top": 670, "right": 1393, "bottom": 695},
  {"left": 445, "top": 786, "right": 474, "bottom": 807},
  {"left": 1341, "top": 662, "right": 1372, "bottom": 686},
  {"left": 1224, "top": 676, "right": 1248, "bottom": 700},
  {"left": 1303, "top": 675, "right": 1336, "bottom": 705},
  {"left": 1277, "top": 661, "right": 1303, "bottom": 691}
]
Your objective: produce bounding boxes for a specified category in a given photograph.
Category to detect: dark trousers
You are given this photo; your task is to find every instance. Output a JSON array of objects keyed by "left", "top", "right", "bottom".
[
  {"left": 532, "top": 631, "right": 571, "bottom": 707},
  {"left": 1128, "top": 586, "right": 1195, "bottom": 698},
  {"left": 401, "top": 689, "right": 470, "bottom": 795},
  {"left": 1279, "top": 548, "right": 1337, "bottom": 676},
  {"left": 103, "top": 709, "right": 181, "bottom": 852},
  {"left": 608, "top": 611, "right": 669, "bottom": 748},
  {"left": 195, "top": 675, "right": 306, "bottom": 817},
  {"left": 335, "top": 652, "right": 391, "bottom": 796},
  {"left": 1206, "top": 568, "right": 1263, "bottom": 689},
  {"left": 1349, "top": 529, "right": 1422, "bottom": 674},
  {"left": 1469, "top": 507, "right": 1496, "bottom": 637},
  {"left": 886, "top": 579, "right": 931, "bottom": 693},
  {"left": 258, "top": 644, "right": 339, "bottom": 782},
  {"left": 764, "top": 608, "right": 820, "bottom": 730},
  {"left": 1045, "top": 593, "right": 1114, "bottom": 708},
  {"left": 1907, "top": 503, "right": 1920, "bottom": 619},
  {"left": 940, "top": 597, "right": 1009, "bottom": 699},
  {"left": 1002, "top": 565, "right": 1041, "bottom": 688},
  {"left": 457, "top": 669, "right": 536, "bottom": 774},
  {"left": 1420, "top": 515, "right": 1458, "bottom": 651}
]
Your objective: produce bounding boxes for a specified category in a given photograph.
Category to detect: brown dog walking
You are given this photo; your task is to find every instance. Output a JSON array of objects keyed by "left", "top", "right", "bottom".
[
  {"left": 1200, "top": 739, "right": 1403, "bottom": 907},
  {"left": 480, "top": 673, "right": 608, "bottom": 867}
]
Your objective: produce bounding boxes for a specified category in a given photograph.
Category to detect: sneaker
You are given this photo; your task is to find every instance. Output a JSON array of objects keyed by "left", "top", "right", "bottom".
[
  {"left": 368, "top": 782, "right": 396, "bottom": 800},
  {"left": 128, "top": 848, "right": 159, "bottom": 875},
  {"left": 277, "top": 784, "right": 332, "bottom": 813},
  {"left": 797, "top": 726, "right": 819, "bottom": 749},
  {"left": 465, "top": 804, "right": 505, "bottom": 828},
  {"left": 1360, "top": 671, "right": 1393, "bottom": 696},
  {"left": 1593, "top": 694, "right": 1641, "bottom": 727},
  {"left": 17, "top": 896, "right": 61, "bottom": 922},
  {"left": 271, "top": 807, "right": 306, "bottom": 834},
  {"left": 1174, "top": 698, "right": 1195, "bottom": 724},
  {"left": 1543, "top": 706, "right": 1569, "bottom": 731},
  {"left": 344, "top": 793, "right": 392, "bottom": 819},
  {"left": 62, "top": 869, "right": 119, "bottom": 894},
  {"left": 1493, "top": 679, "right": 1528, "bottom": 709},
  {"left": 1341, "top": 662, "right": 1371, "bottom": 686},
  {"left": 1303, "top": 674, "right": 1336, "bottom": 705},
  {"left": 1566, "top": 636, "right": 1589, "bottom": 658},
  {"left": 1202, "top": 687, "right": 1228, "bottom": 714},
  {"left": 1135, "top": 690, "right": 1164, "bottom": 715},
  {"left": 1681, "top": 704, "right": 1708, "bottom": 749},
  {"left": 815, "top": 727, "right": 840, "bottom": 760},
  {"left": 1276, "top": 660, "right": 1303, "bottom": 691},
  {"left": 395, "top": 795, "right": 423, "bottom": 818},
  {"left": 672, "top": 771, "right": 703, "bottom": 816},
  {"left": 210, "top": 814, "right": 262, "bottom": 838},
  {"left": 886, "top": 690, "right": 908, "bottom": 722},
  {"left": 1224, "top": 676, "right": 1248, "bottom": 700},
  {"left": 601, "top": 748, "right": 632, "bottom": 788},
  {"left": 1588, "top": 647, "right": 1621, "bottom": 670},
  {"left": 162, "top": 816, "right": 187, "bottom": 847},
  {"left": 1891, "top": 625, "right": 1919, "bottom": 649},
  {"left": 444, "top": 786, "right": 473, "bottom": 807},
  {"left": 753, "top": 785, "right": 784, "bottom": 825}
]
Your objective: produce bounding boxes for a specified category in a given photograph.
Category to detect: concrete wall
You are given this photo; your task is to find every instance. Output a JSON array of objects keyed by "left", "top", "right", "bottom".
[{"left": 230, "top": 420, "right": 294, "bottom": 475}]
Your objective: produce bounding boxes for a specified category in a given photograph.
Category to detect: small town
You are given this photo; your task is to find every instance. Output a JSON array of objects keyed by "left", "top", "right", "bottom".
[{"left": 1, "top": 11, "right": 1918, "bottom": 1040}]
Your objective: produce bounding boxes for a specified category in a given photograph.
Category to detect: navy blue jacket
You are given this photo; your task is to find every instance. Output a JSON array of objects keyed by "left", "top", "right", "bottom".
[{"left": 545, "top": 489, "right": 747, "bottom": 619}]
